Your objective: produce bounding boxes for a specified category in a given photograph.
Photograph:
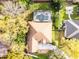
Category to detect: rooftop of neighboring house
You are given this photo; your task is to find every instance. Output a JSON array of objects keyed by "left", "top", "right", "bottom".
[
  {"left": 67, "top": 0, "right": 79, "bottom": 3},
  {"left": 32, "top": 0, "right": 50, "bottom": 2}
]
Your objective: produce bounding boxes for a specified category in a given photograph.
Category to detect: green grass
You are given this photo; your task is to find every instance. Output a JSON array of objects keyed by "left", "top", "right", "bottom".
[{"left": 33, "top": 54, "right": 49, "bottom": 59}]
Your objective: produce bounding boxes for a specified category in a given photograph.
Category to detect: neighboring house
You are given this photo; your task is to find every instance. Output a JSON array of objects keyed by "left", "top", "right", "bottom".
[
  {"left": 66, "top": 0, "right": 79, "bottom": 3},
  {"left": 73, "top": 0, "right": 79, "bottom": 3},
  {"left": 27, "top": 21, "right": 52, "bottom": 53},
  {"left": 64, "top": 20, "right": 79, "bottom": 39},
  {"left": 0, "top": 42, "right": 8, "bottom": 57},
  {"left": 32, "top": 0, "right": 79, "bottom": 3},
  {"left": 32, "top": 0, "right": 50, "bottom": 2}
]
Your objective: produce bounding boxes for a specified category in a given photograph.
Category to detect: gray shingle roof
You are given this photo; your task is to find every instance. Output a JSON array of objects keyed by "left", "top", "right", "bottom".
[
  {"left": 0, "top": 43, "right": 8, "bottom": 57},
  {"left": 64, "top": 20, "right": 79, "bottom": 39}
]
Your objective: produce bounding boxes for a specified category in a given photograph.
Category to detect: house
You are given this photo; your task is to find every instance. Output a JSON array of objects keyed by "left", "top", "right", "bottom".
[
  {"left": 27, "top": 10, "right": 52, "bottom": 53},
  {"left": 27, "top": 21, "right": 52, "bottom": 53}
]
